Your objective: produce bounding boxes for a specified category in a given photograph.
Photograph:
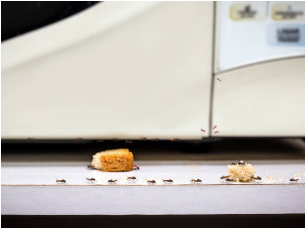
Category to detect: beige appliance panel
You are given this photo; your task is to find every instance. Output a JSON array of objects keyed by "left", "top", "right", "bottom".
[
  {"left": 212, "top": 58, "right": 305, "bottom": 137},
  {"left": 2, "top": 2, "right": 213, "bottom": 140}
]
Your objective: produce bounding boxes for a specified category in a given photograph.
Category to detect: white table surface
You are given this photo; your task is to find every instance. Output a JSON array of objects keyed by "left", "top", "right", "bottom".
[{"left": 2, "top": 138, "right": 305, "bottom": 215}]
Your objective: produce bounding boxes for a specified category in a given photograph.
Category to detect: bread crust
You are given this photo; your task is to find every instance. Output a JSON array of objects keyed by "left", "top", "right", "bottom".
[{"left": 92, "top": 149, "right": 134, "bottom": 172}]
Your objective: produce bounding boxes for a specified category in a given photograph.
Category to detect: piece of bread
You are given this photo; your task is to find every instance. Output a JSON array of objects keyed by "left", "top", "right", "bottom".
[
  {"left": 228, "top": 161, "right": 256, "bottom": 182},
  {"left": 92, "top": 149, "right": 134, "bottom": 172}
]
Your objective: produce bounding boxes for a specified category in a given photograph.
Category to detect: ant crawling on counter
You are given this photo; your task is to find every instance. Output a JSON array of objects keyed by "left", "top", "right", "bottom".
[
  {"left": 108, "top": 179, "right": 117, "bottom": 184},
  {"left": 55, "top": 177, "right": 66, "bottom": 184},
  {"left": 190, "top": 179, "right": 202, "bottom": 183},
  {"left": 220, "top": 175, "right": 230, "bottom": 179},
  {"left": 238, "top": 160, "right": 246, "bottom": 165},
  {"left": 134, "top": 165, "right": 140, "bottom": 170},
  {"left": 290, "top": 178, "right": 299, "bottom": 182},
  {"left": 87, "top": 165, "right": 95, "bottom": 169},
  {"left": 253, "top": 176, "right": 262, "bottom": 180},
  {"left": 147, "top": 180, "right": 156, "bottom": 184},
  {"left": 126, "top": 176, "right": 137, "bottom": 181},
  {"left": 231, "top": 161, "right": 246, "bottom": 166},
  {"left": 86, "top": 177, "right": 96, "bottom": 183},
  {"left": 162, "top": 179, "right": 173, "bottom": 183},
  {"left": 226, "top": 178, "right": 234, "bottom": 182}
]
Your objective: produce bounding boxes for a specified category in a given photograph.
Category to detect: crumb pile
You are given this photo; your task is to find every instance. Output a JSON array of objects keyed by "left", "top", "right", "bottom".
[
  {"left": 92, "top": 149, "right": 134, "bottom": 172},
  {"left": 228, "top": 161, "right": 256, "bottom": 182}
]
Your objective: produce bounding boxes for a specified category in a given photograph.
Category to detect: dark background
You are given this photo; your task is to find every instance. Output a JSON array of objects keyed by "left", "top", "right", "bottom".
[
  {"left": 1, "top": 1, "right": 99, "bottom": 42},
  {"left": 2, "top": 214, "right": 305, "bottom": 228}
]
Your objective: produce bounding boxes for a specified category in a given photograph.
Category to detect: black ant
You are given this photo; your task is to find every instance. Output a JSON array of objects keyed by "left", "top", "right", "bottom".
[
  {"left": 87, "top": 165, "right": 95, "bottom": 169},
  {"left": 108, "top": 179, "right": 117, "bottom": 184},
  {"left": 86, "top": 177, "right": 96, "bottom": 182},
  {"left": 127, "top": 176, "right": 136, "bottom": 181},
  {"left": 55, "top": 177, "right": 66, "bottom": 184},
  {"left": 147, "top": 180, "right": 156, "bottom": 184},
  {"left": 134, "top": 165, "right": 140, "bottom": 170},
  {"left": 226, "top": 178, "right": 234, "bottom": 181},
  {"left": 190, "top": 179, "right": 202, "bottom": 183},
  {"left": 220, "top": 175, "right": 230, "bottom": 179},
  {"left": 290, "top": 178, "right": 299, "bottom": 182},
  {"left": 253, "top": 176, "right": 262, "bottom": 180},
  {"left": 162, "top": 179, "right": 173, "bottom": 183}
]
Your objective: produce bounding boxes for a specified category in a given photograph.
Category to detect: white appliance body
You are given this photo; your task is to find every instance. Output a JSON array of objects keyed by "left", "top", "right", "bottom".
[{"left": 1, "top": 1, "right": 305, "bottom": 140}]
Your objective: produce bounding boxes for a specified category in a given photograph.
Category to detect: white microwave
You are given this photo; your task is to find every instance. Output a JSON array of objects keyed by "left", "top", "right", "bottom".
[{"left": 1, "top": 1, "right": 305, "bottom": 140}]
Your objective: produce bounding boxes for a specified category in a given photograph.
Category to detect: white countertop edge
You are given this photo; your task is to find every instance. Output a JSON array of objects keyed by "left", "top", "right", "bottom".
[{"left": 2, "top": 185, "right": 304, "bottom": 215}]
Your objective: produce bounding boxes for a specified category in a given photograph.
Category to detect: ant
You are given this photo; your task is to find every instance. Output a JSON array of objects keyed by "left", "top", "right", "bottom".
[
  {"left": 162, "top": 179, "right": 173, "bottom": 183},
  {"left": 290, "top": 178, "right": 299, "bottom": 182},
  {"left": 86, "top": 177, "right": 96, "bottom": 182},
  {"left": 238, "top": 161, "right": 246, "bottom": 165},
  {"left": 127, "top": 176, "right": 137, "bottom": 181},
  {"left": 87, "top": 165, "right": 95, "bottom": 169},
  {"left": 147, "top": 180, "right": 156, "bottom": 184},
  {"left": 226, "top": 178, "right": 234, "bottom": 182},
  {"left": 108, "top": 179, "right": 117, "bottom": 184},
  {"left": 134, "top": 165, "right": 140, "bottom": 170},
  {"left": 253, "top": 176, "right": 262, "bottom": 180},
  {"left": 171, "top": 138, "right": 179, "bottom": 142},
  {"left": 190, "top": 179, "right": 202, "bottom": 183},
  {"left": 220, "top": 175, "right": 229, "bottom": 179},
  {"left": 55, "top": 177, "right": 66, "bottom": 184}
]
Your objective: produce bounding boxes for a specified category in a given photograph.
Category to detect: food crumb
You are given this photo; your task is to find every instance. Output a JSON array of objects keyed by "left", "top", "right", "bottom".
[
  {"left": 295, "top": 172, "right": 301, "bottom": 178},
  {"left": 264, "top": 176, "right": 275, "bottom": 182}
]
